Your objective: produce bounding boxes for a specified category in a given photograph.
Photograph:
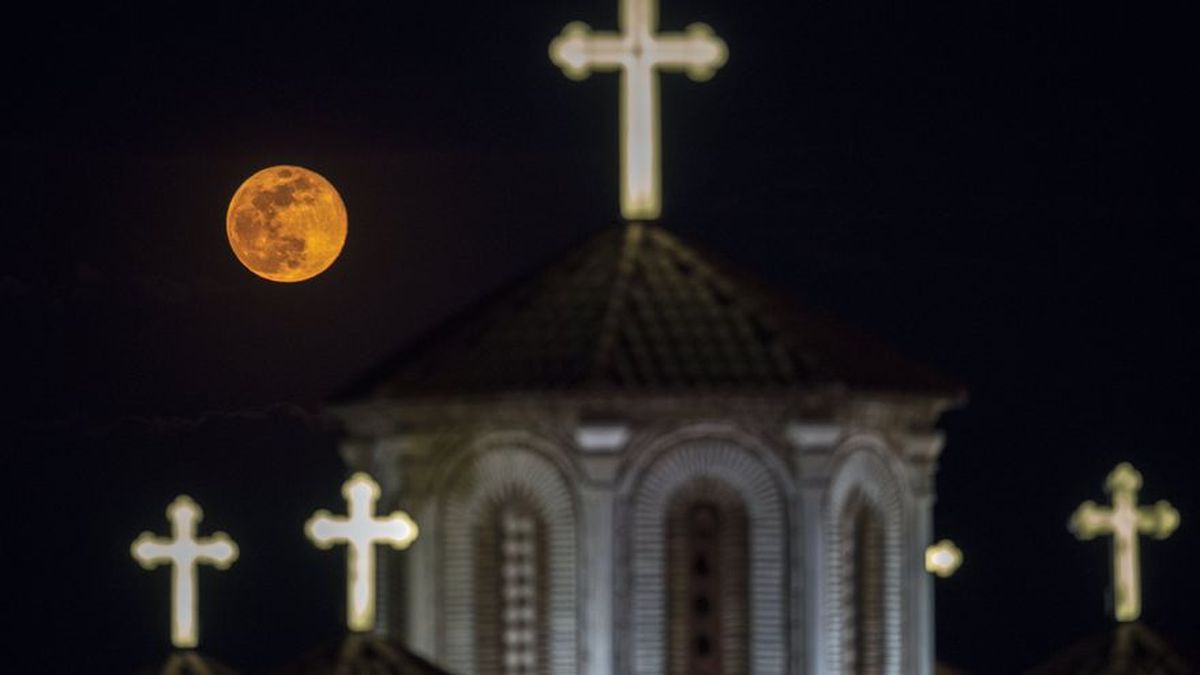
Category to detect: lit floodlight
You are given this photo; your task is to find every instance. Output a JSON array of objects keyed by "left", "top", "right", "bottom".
[
  {"left": 925, "top": 539, "right": 963, "bottom": 578},
  {"left": 550, "top": 0, "right": 727, "bottom": 221},
  {"left": 131, "top": 495, "right": 238, "bottom": 649},
  {"left": 305, "top": 472, "right": 419, "bottom": 632},
  {"left": 1069, "top": 462, "right": 1179, "bottom": 622}
]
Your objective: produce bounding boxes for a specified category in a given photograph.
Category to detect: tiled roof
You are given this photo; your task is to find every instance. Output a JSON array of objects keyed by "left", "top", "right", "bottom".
[
  {"left": 278, "top": 634, "right": 451, "bottom": 674},
  {"left": 352, "top": 224, "right": 959, "bottom": 399},
  {"left": 137, "top": 651, "right": 237, "bottom": 675},
  {"left": 1027, "top": 622, "right": 1194, "bottom": 675}
]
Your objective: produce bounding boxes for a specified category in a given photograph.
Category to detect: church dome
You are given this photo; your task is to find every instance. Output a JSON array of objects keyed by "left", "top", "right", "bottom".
[
  {"left": 344, "top": 224, "right": 961, "bottom": 401},
  {"left": 137, "top": 651, "right": 238, "bottom": 675},
  {"left": 1026, "top": 622, "right": 1194, "bottom": 675},
  {"left": 276, "top": 633, "right": 452, "bottom": 675}
]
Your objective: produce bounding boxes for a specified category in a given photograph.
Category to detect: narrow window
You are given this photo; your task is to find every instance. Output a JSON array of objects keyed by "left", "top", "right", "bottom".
[
  {"left": 500, "top": 507, "right": 539, "bottom": 675},
  {"left": 843, "top": 501, "right": 885, "bottom": 675},
  {"left": 477, "top": 501, "right": 546, "bottom": 675},
  {"left": 667, "top": 483, "right": 748, "bottom": 675},
  {"left": 687, "top": 503, "right": 723, "bottom": 674}
]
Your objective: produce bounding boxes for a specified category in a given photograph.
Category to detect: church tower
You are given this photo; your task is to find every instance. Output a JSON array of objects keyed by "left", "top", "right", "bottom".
[
  {"left": 331, "top": 2, "right": 963, "bottom": 674},
  {"left": 332, "top": 225, "right": 961, "bottom": 675}
]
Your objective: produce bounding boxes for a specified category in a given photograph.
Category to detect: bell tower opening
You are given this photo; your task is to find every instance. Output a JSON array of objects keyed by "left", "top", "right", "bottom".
[
  {"left": 475, "top": 498, "right": 549, "bottom": 675},
  {"left": 842, "top": 497, "right": 885, "bottom": 675},
  {"left": 666, "top": 480, "right": 748, "bottom": 675}
]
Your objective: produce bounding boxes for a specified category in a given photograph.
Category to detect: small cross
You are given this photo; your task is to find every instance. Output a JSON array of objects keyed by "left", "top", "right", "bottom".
[
  {"left": 551, "top": 0, "right": 727, "bottom": 221},
  {"left": 305, "top": 472, "right": 419, "bottom": 632},
  {"left": 132, "top": 495, "right": 238, "bottom": 649},
  {"left": 925, "top": 539, "right": 963, "bottom": 578},
  {"left": 1070, "top": 462, "right": 1179, "bottom": 622}
]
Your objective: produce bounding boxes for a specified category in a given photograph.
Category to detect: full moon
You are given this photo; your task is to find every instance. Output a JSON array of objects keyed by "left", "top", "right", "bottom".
[{"left": 226, "top": 165, "right": 347, "bottom": 282}]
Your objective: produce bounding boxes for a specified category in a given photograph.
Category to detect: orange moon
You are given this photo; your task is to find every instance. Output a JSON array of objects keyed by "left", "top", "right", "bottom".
[{"left": 226, "top": 165, "right": 347, "bottom": 282}]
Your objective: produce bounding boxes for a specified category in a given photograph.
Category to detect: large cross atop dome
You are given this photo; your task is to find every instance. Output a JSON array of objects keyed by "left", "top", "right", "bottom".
[{"left": 550, "top": 0, "right": 728, "bottom": 221}]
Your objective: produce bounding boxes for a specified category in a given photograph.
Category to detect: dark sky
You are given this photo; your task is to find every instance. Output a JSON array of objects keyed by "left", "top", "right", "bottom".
[{"left": 3, "top": 0, "right": 1198, "bottom": 672}]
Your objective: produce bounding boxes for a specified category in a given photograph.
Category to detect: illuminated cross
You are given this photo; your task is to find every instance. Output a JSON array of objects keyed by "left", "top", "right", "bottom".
[
  {"left": 132, "top": 495, "right": 238, "bottom": 649},
  {"left": 306, "top": 472, "right": 419, "bottom": 632},
  {"left": 1069, "top": 462, "right": 1179, "bottom": 622},
  {"left": 550, "top": 0, "right": 728, "bottom": 221},
  {"left": 925, "top": 539, "right": 963, "bottom": 578}
]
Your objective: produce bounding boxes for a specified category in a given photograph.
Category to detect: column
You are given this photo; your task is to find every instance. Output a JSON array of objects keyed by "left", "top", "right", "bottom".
[
  {"left": 581, "top": 483, "right": 616, "bottom": 675},
  {"left": 787, "top": 422, "right": 842, "bottom": 675},
  {"left": 900, "top": 431, "right": 944, "bottom": 675},
  {"left": 574, "top": 421, "right": 628, "bottom": 675}
]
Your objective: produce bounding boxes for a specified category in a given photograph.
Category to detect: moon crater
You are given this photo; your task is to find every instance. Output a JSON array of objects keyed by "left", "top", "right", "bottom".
[{"left": 226, "top": 165, "right": 347, "bottom": 282}]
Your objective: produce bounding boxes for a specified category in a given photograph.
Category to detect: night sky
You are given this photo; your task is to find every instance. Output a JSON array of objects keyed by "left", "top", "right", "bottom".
[{"left": 3, "top": 0, "right": 1198, "bottom": 672}]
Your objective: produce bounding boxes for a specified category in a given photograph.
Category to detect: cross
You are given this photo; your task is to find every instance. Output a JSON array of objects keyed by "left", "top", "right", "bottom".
[
  {"left": 305, "top": 472, "right": 419, "bottom": 632},
  {"left": 925, "top": 539, "right": 963, "bottom": 578},
  {"left": 550, "top": 0, "right": 728, "bottom": 221},
  {"left": 1069, "top": 462, "right": 1179, "bottom": 622},
  {"left": 132, "top": 495, "right": 238, "bottom": 649}
]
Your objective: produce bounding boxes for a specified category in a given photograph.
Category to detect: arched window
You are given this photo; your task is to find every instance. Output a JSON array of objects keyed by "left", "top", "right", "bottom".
[
  {"left": 666, "top": 480, "right": 748, "bottom": 675},
  {"left": 625, "top": 437, "right": 789, "bottom": 674},
  {"left": 841, "top": 496, "right": 885, "bottom": 675},
  {"left": 442, "top": 445, "right": 577, "bottom": 675},
  {"left": 475, "top": 498, "right": 548, "bottom": 675}
]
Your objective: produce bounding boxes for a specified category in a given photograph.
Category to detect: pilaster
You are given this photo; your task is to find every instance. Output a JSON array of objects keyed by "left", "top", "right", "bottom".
[
  {"left": 576, "top": 420, "right": 626, "bottom": 675},
  {"left": 786, "top": 421, "right": 842, "bottom": 675},
  {"left": 898, "top": 431, "right": 944, "bottom": 675}
]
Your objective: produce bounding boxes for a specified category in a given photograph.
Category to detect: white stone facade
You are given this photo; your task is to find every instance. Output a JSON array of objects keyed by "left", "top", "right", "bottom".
[{"left": 334, "top": 394, "right": 948, "bottom": 675}]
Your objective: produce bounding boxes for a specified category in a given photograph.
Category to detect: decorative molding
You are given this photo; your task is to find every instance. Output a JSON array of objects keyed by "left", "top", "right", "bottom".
[
  {"left": 617, "top": 429, "right": 792, "bottom": 675},
  {"left": 894, "top": 431, "right": 945, "bottom": 463},
  {"left": 785, "top": 422, "right": 843, "bottom": 453},
  {"left": 824, "top": 437, "right": 909, "bottom": 675},
  {"left": 574, "top": 421, "right": 632, "bottom": 453}
]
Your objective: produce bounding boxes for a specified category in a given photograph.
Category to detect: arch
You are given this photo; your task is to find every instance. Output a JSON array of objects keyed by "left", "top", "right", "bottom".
[
  {"left": 825, "top": 440, "right": 906, "bottom": 675},
  {"left": 440, "top": 442, "right": 579, "bottom": 675},
  {"left": 619, "top": 433, "right": 790, "bottom": 675}
]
